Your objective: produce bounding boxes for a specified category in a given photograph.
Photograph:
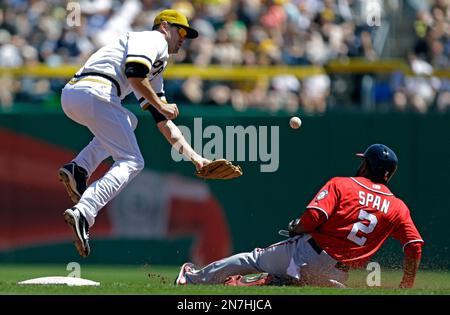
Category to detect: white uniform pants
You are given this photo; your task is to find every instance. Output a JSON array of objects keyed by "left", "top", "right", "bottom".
[{"left": 61, "top": 84, "right": 144, "bottom": 227}]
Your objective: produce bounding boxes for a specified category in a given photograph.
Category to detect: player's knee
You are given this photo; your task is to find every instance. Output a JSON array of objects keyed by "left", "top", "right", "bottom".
[
  {"left": 121, "top": 157, "right": 144, "bottom": 175},
  {"left": 132, "top": 157, "right": 145, "bottom": 173},
  {"left": 130, "top": 114, "right": 138, "bottom": 130}
]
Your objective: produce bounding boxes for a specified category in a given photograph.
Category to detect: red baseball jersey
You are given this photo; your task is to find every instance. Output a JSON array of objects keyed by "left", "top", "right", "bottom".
[{"left": 307, "top": 177, "right": 424, "bottom": 267}]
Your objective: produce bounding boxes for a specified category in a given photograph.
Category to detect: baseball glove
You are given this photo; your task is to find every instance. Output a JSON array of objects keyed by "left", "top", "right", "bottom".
[{"left": 195, "top": 159, "right": 243, "bottom": 180}]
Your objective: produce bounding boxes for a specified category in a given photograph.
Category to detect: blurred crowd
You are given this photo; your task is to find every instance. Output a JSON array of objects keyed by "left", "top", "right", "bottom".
[
  {"left": 0, "top": 0, "right": 448, "bottom": 113},
  {"left": 391, "top": 0, "right": 450, "bottom": 113}
]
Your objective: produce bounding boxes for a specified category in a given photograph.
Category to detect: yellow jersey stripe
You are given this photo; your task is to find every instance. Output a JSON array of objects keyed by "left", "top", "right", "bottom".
[
  {"left": 125, "top": 58, "right": 151, "bottom": 71},
  {"left": 69, "top": 77, "right": 112, "bottom": 86}
]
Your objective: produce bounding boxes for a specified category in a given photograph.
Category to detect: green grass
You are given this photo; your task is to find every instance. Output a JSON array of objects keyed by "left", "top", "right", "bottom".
[{"left": 0, "top": 264, "right": 449, "bottom": 295}]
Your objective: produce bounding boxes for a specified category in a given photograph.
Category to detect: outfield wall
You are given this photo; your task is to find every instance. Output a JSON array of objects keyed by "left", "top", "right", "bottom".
[{"left": 0, "top": 106, "right": 448, "bottom": 269}]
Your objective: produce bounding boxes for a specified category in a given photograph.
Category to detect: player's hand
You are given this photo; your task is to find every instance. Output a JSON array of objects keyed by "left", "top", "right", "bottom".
[
  {"left": 192, "top": 157, "right": 211, "bottom": 171},
  {"left": 287, "top": 218, "right": 301, "bottom": 237},
  {"left": 158, "top": 103, "right": 179, "bottom": 120},
  {"left": 399, "top": 277, "right": 414, "bottom": 288},
  {"left": 399, "top": 281, "right": 412, "bottom": 288}
]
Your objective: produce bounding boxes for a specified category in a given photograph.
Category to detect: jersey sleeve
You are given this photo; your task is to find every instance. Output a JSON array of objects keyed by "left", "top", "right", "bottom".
[
  {"left": 391, "top": 201, "right": 424, "bottom": 251},
  {"left": 299, "top": 208, "right": 328, "bottom": 232},
  {"left": 305, "top": 178, "right": 340, "bottom": 220},
  {"left": 125, "top": 32, "right": 160, "bottom": 72}
]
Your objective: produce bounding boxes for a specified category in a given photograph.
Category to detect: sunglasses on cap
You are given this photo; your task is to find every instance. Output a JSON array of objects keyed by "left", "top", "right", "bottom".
[{"left": 169, "top": 23, "right": 187, "bottom": 39}]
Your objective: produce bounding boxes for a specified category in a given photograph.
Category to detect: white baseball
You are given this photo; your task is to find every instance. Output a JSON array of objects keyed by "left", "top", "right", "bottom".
[{"left": 289, "top": 116, "right": 302, "bottom": 129}]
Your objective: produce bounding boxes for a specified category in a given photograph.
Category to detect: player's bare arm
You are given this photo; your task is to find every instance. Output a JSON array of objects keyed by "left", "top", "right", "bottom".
[
  {"left": 128, "top": 77, "right": 179, "bottom": 120},
  {"left": 157, "top": 119, "right": 210, "bottom": 170},
  {"left": 400, "top": 242, "right": 423, "bottom": 288}
]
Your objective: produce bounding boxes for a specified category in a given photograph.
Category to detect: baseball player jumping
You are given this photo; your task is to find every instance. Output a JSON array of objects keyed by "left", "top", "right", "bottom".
[
  {"left": 175, "top": 144, "right": 424, "bottom": 288},
  {"left": 58, "top": 10, "right": 211, "bottom": 257}
]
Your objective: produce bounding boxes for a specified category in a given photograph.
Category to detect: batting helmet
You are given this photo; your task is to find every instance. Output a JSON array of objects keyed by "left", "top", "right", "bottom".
[{"left": 356, "top": 144, "right": 398, "bottom": 183}]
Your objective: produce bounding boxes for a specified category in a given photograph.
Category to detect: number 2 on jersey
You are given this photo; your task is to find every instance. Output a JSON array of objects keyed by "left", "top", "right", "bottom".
[{"left": 347, "top": 209, "right": 378, "bottom": 246}]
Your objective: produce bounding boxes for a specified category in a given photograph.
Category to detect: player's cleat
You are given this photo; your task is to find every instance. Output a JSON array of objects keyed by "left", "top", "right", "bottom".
[
  {"left": 63, "top": 207, "right": 90, "bottom": 258},
  {"left": 174, "top": 262, "right": 196, "bottom": 285},
  {"left": 58, "top": 162, "right": 88, "bottom": 203}
]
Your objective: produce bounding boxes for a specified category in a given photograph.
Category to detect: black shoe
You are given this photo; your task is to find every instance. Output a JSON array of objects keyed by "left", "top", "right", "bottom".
[
  {"left": 58, "top": 162, "right": 88, "bottom": 203},
  {"left": 63, "top": 207, "right": 90, "bottom": 257}
]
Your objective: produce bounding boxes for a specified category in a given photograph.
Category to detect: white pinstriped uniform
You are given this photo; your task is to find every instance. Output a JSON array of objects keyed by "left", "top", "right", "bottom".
[{"left": 61, "top": 30, "right": 169, "bottom": 227}]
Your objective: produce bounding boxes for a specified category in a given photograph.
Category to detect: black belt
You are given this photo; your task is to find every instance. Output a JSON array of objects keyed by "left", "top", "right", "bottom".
[
  {"left": 308, "top": 237, "right": 323, "bottom": 255},
  {"left": 73, "top": 72, "right": 121, "bottom": 97},
  {"left": 307, "top": 237, "right": 350, "bottom": 272}
]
